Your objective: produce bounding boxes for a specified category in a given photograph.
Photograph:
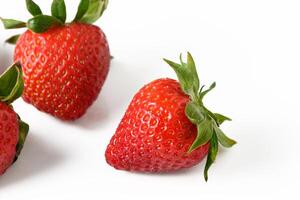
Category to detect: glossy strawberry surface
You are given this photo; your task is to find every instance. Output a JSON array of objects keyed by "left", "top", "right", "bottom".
[
  {"left": 14, "top": 23, "right": 110, "bottom": 120},
  {"left": 0, "top": 102, "right": 19, "bottom": 175},
  {"left": 106, "top": 78, "right": 209, "bottom": 172}
]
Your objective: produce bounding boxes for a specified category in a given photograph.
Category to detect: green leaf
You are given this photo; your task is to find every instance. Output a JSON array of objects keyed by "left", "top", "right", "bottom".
[
  {"left": 188, "top": 120, "right": 213, "bottom": 153},
  {"left": 73, "top": 0, "right": 90, "bottom": 22},
  {"left": 14, "top": 119, "right": 29, "bottom": 161},
  {"left": 204, "top": 132, "right": 219, "bottom": 181},
  {"left": 5, "top": 34, "right": 20, "bottom": 45},
  {"left": 215, "top": 127, "right": 236, "bottom": 148},
  {"left": 0, "top": 63, "right": 24, "bottom": 104},
  {"left": 185, "top": 101, "right": 205, "bottom": 124},
  {"left": 27, "top": 15, "right": 62, "bottom": 33},
  {"left": 51, "top": 0, "right": 67, "bottom": 23},
  {"left": 26, "top": 0, "right": 43, "bottom": 16},
  {"left": 214, "top": 113, "right": 232, "bottom": 125},
  {"left": 0, "top": 18, "right": 26, "bottom": 29},
  {"left": 80, "top": 0, "right": 109, "bottom": 24}
]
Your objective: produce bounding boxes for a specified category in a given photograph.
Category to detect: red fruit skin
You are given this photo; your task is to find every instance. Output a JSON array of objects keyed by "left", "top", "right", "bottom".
[
  {"left": 105, "top": 78, "right": 209, "bottom": 172},
  {"left": 0, "top": 102, "right": 19, "bottom": 175},
  {"left": 14, "top": 23, "right": 110, "bottom": 120}
]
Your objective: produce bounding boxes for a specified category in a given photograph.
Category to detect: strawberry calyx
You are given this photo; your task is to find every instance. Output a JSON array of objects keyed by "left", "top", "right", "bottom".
[
  {"left": 0, "top": 63, "right": 29, "bottom": 161},
  {"left": 0, "top": 0, "right": 108, "bottom": 43},
  {"left": 15, "top": 117, "right": 29, "bottom": 162},
  {"left": 164, "top": 53, "right": 236, "bottom": 181},
  {"left": 0, "top": 63, "right": 24, "bottom": 104}
]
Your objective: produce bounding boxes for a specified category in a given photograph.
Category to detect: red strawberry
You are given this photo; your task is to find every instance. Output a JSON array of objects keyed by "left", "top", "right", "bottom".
[
  {"left": 0, "top": 63, "right": 29, "bottom": 175},
  {"left": 1, "top": 0, "right": 110, "bottom": 120},
  {"left": 0, "top": 102, "right": 19, "bottom": 175},
  {"left": 106, "top": 53, "right": 236, "bottom": 181},
  {"left": 105, "top": 78, "right": 210, "bottom": 172}
]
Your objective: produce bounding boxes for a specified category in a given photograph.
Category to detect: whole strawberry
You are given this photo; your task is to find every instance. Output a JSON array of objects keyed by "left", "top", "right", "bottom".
[
  {"left": 0, "top": 63, "right": 29, "bottom": 175},
  {"left": 1, "top": 0, "right": 110, "bottom": 120},
  {"left": 105, "top": 53, "right": 236, "bottom": 181}
]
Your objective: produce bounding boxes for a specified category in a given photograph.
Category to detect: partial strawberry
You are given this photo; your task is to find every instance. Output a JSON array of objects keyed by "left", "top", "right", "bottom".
[
  {"left": 0, "top": 63, "right": 29, "bottom": 175},
  {"left": 1, "top": 0, "right": 110, "bottom": 120},
  {"left": 105, "top": 53, "right": 236, "bottom": 181}
]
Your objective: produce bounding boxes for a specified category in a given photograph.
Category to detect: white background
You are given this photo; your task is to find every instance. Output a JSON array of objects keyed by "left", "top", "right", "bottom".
[{"left": 0, "top": 0, "right": 300, "bottom": 199}]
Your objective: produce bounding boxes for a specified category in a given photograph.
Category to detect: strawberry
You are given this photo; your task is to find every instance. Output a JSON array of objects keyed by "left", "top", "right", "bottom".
[
  {"left": 1, "top": 0, "right": 110, "bottom": 120},
  {"left": 0, "top": 63, "right": 29, "bottom": 175},
  {"left": 105, "top": 53, "right": 236, "bottom": 180}
]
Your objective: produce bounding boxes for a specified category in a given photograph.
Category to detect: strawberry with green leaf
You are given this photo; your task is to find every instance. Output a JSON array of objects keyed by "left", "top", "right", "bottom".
[
  {"left": 0, "top": 63, "right": 29, "bottom": 175},
  {"left": 1, "top": 0, "right": 110, "bottom": 120},
  {"left": 105, "top": 53, "right": 236, "bottom": 181}
]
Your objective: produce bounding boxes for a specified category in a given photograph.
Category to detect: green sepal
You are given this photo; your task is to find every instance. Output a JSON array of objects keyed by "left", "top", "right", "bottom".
[
  {"left": 27, "top": 15, "right": 62, "bottom": 33},
  {"left": 185, "top": 101, "right": 205, "bottom": 124},
  {"left": 188, "top": 120, "right": 213, "bottom": 153},
  {"left": 199, "top": 82, "right": 216, "bottom": 101},
  {"left": 203, "top": 105, "right": 219, "bottom": 124},
  {"left": 204, "top": 132, "right": 218, "bottom": 181},
  {"left": 5, "top": 34, "right": 20, "bottom": 45},
  {"left": 79, "top": 0, "right": 109, "bottom": 24},
  {"left": 14, "top": 119, "right": 29, "bottom": 162},
  {"left": 0, "top": 18, "right": 26, "bottom": 29},
  {"left": 73, "top": 0, "right": 90, "bottom": 22},
  {"left": 0, "top": 63, "right": 24, "bottom": 104},
  {"left": 26, "top": 0, "right": 43, "bottom": 16},
  {"left": 215, "top": 127, "right": 236, "bottom": 148},
  {"left": 164, "top": 52, "right": 201, "bottom": 99},
  {"left": 185, "top": 52, "right": 200, "bottom": 95},
  {"left": 214, "top": 113, "right": 232, "bottom": 125},
  {"left": 51, "top": 0, "right": 67, "bottom": 23},
  {"left": 164, "top": 52, "right": 236, "bottom": 181},
  {"left": 163, "top": 59, "right": 197, "bottom": 98}
]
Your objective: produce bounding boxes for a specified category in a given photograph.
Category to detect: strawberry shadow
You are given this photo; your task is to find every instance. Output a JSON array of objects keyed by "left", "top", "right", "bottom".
[
  {"left": 127, "top": 165, "right": 205, "bottom": 176},
  {"left": 0, "top": 133, "right": 65, "bottom": 189},
  {"left": 74, "top": 95, "right": 110, "bottom": 130},
  {"left": 74, "top": 59, "right": 146, "bottom": 130},
  {"left": 0, "top": 44, "right": 13, "bottom": 74}
]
